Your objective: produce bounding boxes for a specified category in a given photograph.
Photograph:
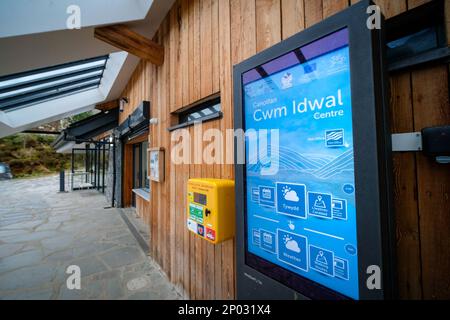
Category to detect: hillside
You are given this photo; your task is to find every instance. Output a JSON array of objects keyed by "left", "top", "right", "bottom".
[{"left": 0, "top": 133, "right": 71, "bottom": 178}]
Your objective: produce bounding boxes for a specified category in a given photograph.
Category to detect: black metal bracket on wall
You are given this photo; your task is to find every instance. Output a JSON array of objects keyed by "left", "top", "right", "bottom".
[
  {"left": 392, "top": 126, "right": 450, "bottom": 164},
  {"left": 385, "top": 0, "right": 449, "bottom": 73}
]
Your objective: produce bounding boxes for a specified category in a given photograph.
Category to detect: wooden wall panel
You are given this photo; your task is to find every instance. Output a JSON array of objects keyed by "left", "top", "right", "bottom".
[
  {"left": 218, "top": 0, "right": 234, "bottom": 300},
  {"left": 191, "top": 0, "right": 202, "bottom": 103},
  {"left": 408, "top": 0, "right": 431, "bottom": 9},
  {"left": 322, "top": 0, "right": 347, "bottom": 18},
  {"left": 162, "top": 18, "right": 172, "bottom": 277},
  {"left": 169, "top": 5, "right": 181, "bottom": 113},
  {"left": 304, "top": 0, "right": 323, "bottom": 27},
  {"left": 256, "top": 0, "right": 281, "bottom": 52},
  {"left": 150, "top": 59, "right": 158, "bottom": 262},
  {"left": 116, "top": 0, "right": 450, "bottom": 300},
  {"left": 211, "top": 0, "right": 220, "bottom": 93},
  {"left": 390, "top": 69, "right": 423, "bottom": 300},
  {"left": 200, "top": 0, "right": 213, "bottom": 97},
  {"left": 230, "top": 0, "right": 256, "bottom": 64},
  {"left": 411, "top": 65, "right": 450, "bottom": 299},
  {"left": 373, "top": 0, "right": 406, "bottom": 15},
  {"left": 377, "top": 0, "right": 424, "bottom": 300},
  {"left": 181, "top": 0, "right": 190, "bottom": 108},
  {"left": 136, "top": 196, "right": 151, "bottom": 226},
  {"left": 281, "top": 0, "right": 305, "bottom": 39}
]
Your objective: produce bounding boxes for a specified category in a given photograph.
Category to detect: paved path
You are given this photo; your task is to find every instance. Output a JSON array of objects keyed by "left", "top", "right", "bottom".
[{"left": 0, "top": 175, "right": 181, "bottom": 300}]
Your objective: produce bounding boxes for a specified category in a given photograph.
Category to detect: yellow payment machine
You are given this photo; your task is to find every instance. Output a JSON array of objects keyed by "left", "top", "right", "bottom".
[{"left": 187, "top": 179, "right": 235, "bottom": 244}]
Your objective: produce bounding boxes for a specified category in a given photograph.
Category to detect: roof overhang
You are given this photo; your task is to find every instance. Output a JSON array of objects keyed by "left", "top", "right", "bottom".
[
  {"left": 53, "top": 108, "right": 118, "bottom": 153},
  {"left": 0, "top": 0, "right": 154, "bottom": 39},
  {"left": 0, "top": 0, "right": 175, "bottom": 138},
  {"left": 0, "top": 51, "right": 129, "bottom": 138},
  {"left": 116, "top": 101, "right": 150, "bottom": 141}
]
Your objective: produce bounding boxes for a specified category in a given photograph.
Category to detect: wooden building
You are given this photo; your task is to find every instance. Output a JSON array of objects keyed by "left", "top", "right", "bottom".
[{"left": 99, "top": 0, "right": 450, "bottom": 300}]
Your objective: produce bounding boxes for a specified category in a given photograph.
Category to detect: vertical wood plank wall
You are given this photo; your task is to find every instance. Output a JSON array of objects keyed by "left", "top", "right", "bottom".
[
  {"left": 118, "top": 0, "right": 450, "bottom": 299},
  {"left": 136, "top": 196, "right": 151, "bottom": 226}
]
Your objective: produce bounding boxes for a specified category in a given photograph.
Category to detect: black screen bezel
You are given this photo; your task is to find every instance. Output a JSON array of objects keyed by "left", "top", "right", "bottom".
[{"left": 234, "top": 0, "right": 396, "bottom": 300}]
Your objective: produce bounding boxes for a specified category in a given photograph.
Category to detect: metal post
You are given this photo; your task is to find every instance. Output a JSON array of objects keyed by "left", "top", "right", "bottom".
[
  {"left": 85, "top": 144, "right": 89, "bottom": 183},
  {"left": 59, "top": 170, "right": 65, "bottom": 192},
  {"left": 97, "top": 144, "right": 101, "bottom": 191},
  {"left": 112, "top": 135, "right": 116, "bottom": 207},
  {"left": 102, "top": 141, "right": 106, "bottom": 193},
  {"left": 90, "top": 148, "right": 93, "bottom": 185},
  {"left": 93, "top": 144, "right": 97, "bottom": 188},
  {"left": 71, "top": 148, "right": 75, "bottom": 190},
  {"left": 71, "top": 149, "right": 74, "bottom": 174}
]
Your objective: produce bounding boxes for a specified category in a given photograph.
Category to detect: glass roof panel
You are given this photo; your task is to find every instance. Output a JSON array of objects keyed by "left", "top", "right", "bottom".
[
  {"left": 0, "top": 70, "right": 103, "bottom": 99},
  {"left": 0, "top": 79, "right": 101, "bottom": 110},
  {"left": 0, "top": 58, "right": 106, "bottom": 90},
  {"left": 0, "top": 55, "right": 108, "bottom": 111}
]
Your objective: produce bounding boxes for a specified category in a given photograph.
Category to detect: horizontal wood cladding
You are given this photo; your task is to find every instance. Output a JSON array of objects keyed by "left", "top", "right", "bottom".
[{"left": 118, "top": 0, "right": 450, "bottom": 300}]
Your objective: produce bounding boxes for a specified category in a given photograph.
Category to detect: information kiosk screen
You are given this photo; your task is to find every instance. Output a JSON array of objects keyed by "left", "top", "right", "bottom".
[{"left": 243, "top": 28, "right": 359, "bottom": 299}]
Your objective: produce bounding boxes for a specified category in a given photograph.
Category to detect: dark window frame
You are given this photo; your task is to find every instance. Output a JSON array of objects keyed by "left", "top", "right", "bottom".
[
  {"left": 385, "top": 0, "right": 450, "bottom": 72},
  {"left": 132, "top": 141, "right": 150, "bottom": 193},
  {"left": 167, "top": 95, "right": 222, "bottom": 131}
]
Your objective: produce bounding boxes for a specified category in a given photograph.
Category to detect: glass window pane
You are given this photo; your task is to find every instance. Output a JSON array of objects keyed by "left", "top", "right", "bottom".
[
  {"left": 179, "top": 100, "right": 222, "bottom": 125},
  {"left": 141, "top": 141, "right": 150, "bottom": 190},
  {"left": 0, "top": 70, "right": 103, "bottom": 99},
  {"left": 0, "top": 80, "right": 100, "bottom": 110},
  {"left": 0, "top": 59, "right": 106, "bottom": 90},
  {"left": 0, "top": 55, "right": 108, "bottom": 111},
  {"left": 202, "top": 108, "right": 213, "bottom": 115},
  {"left": 133, "top": 144, "right": 140, "bottom": 189}
]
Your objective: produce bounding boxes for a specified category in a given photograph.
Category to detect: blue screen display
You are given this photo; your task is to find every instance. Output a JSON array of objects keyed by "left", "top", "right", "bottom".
[{"left": 243, "top": 29, "right": 359, "bottom": 299}]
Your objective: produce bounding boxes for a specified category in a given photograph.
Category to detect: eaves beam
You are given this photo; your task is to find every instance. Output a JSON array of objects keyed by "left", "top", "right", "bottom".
[
  {"left": 96, "top": 99, "right": 119, "bottom": 111},
  {"left": 94, "top": 24, "right": 164, "bottom": 66}
]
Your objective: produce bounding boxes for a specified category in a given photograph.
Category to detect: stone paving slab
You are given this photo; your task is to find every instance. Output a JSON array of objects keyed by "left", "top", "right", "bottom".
[{"left": 0, "top": 175, "right": 183, "bottom": 300}]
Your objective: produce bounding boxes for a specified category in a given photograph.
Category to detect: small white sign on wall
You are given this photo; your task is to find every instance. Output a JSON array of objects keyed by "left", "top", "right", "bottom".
[{"left": 148, "top": 147, "right": 164, "bottom": 182}]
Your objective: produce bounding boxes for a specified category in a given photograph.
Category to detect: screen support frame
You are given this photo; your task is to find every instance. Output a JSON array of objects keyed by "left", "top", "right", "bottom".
[{"left": 234, "top": 0, "right": 396, "bottom": 300}]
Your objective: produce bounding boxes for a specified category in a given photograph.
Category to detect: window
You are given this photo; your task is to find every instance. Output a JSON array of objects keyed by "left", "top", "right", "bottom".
[
  {"left": 385, "top": 0, "right": 448, "bottom": 72},
  {"left": 0, "top": 55, "right": 108, "bottom": 111},
  {"left": 168, "top": 95, "right": 222, "bottom": 131},
  {"left": 141, "top": 142, "right": 149, "bottom": 189},
  {"left": 132, "top": 141, "right": 150, "bottom": 192}
]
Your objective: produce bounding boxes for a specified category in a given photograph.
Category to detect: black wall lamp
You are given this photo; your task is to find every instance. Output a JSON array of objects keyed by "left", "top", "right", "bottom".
[{"left": 119, "top": 97, "right": 129, "bottom": 113}]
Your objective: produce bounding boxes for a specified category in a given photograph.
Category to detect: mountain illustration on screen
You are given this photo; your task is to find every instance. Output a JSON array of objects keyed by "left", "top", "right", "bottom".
[{"left": 247, "top": 146, "right": 354, "bottom": 180}]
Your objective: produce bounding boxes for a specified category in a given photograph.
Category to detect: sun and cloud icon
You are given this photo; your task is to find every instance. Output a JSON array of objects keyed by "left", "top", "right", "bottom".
[
  {"left": 282, "top": 186, "right": 299, "bottom": 202},
  {"left": 283, "top": 234, "right": 301, "bottom": 253}
]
